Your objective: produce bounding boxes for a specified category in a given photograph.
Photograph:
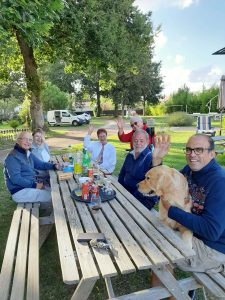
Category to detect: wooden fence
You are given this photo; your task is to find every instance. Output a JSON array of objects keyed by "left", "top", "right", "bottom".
[{"left": 0, "top": 128, "right": 29, "bottom": 142}]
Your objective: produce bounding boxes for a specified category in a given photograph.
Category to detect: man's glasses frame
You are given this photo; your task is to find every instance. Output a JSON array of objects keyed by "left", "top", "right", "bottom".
[{"left": 183, "top": 147, "right": 212, "bottom": 155}]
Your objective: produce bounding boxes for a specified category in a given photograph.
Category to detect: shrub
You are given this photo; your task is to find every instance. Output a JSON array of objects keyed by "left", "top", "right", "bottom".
[
  {"left": 167, "top": 112, "right": 194, "bottom": 126},
  {"left": 146, "top": 103, "right": 166, "bottom": 116},
  {"left": 8, "top": 119, "right": 20, "bottom": 129}
]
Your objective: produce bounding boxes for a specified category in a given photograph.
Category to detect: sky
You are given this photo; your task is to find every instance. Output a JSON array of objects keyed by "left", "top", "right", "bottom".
[{"left": 134, "top": 0, "right": 225, "bottom": 98}]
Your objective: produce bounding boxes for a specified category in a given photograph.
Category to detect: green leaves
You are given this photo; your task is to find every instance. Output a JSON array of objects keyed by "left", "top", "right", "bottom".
[{"left": 0, "top": 0, "right": 65, "bottom": 46}]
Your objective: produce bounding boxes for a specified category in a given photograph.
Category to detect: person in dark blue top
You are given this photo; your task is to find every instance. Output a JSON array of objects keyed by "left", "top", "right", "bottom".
[
  {"left": 161, "top": 134, "right": 225, "bottom": 273},
  {"left": 118, "top": 129, "right": 170, "bottom": 210},
  {"left": 4, "top": 131, "right": 61, "bottom": 211}
]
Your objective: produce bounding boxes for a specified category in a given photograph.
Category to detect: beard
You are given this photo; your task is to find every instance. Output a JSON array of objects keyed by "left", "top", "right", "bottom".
[{"left": 133, "top": 145, "right": 148, "bottom": 154}]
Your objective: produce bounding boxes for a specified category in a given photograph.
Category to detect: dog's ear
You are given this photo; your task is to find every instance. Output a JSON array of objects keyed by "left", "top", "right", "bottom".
[{"left": 154, "top": 173, "right": 166, "bottom": 196}]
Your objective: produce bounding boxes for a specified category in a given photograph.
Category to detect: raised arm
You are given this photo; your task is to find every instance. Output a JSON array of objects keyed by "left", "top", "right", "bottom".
[
  {"left": 152, "top": 134, "right": 170, "bottom": 166},
  {"left": 116, "top": 117, "right": 125, "bottom": 135}
]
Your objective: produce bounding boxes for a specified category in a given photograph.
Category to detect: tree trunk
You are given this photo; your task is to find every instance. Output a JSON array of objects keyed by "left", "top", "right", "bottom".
[
  {"left": 96, "top": 80, "right": 101, "bottom": 117},
  {"left": 114, "top": 102, "right": 119, "bottom": 117},
  {"left": 143, "top": 96, "right": 146, "bottom": 116},
  {"left": 15, "top": 31, "right": 44, "bottom": 130},
  {"left": 121, "top": 98, "right": 125, "bottom": 117}
]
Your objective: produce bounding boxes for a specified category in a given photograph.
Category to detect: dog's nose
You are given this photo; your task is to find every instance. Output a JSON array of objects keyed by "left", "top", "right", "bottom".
[{"left": 137, "top": 183, "right": 139, "bottom": 188}]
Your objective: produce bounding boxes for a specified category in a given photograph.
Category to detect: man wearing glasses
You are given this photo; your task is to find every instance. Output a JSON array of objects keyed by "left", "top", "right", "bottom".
[
  {"left": 116, "top": 115, "right": 155, "bottom": 150},
  {"left": 161, "top": 134, "right": 225, "bottom": 274},
  {"left": 4, "top": 131, "right": 60, "bottom": 213}
]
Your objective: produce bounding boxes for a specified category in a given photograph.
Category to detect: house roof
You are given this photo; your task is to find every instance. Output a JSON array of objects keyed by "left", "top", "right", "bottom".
[{"left": 212, "top": 47, "right": 225, "bottom": 55}]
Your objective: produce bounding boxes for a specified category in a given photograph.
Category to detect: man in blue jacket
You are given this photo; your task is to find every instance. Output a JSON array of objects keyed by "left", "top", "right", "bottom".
[
  {"left": 4, "top": 131, "right": 60, "bottom": 210},
  {"left": 118, "top": 129, "right": 170, "bottom": 210},
  {"left": 162, "top": 134, "right": 225, "bottom": 273}
]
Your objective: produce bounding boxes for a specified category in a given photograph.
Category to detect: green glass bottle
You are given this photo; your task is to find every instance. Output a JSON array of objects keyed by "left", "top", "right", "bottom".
[{"left": 82, "top": 148, "right": 90, "bottom": 176}]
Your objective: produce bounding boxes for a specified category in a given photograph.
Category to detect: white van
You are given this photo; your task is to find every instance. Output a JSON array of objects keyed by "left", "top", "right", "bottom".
[{"left": 47, "top": 110, "right": 85, "bottom": 126}]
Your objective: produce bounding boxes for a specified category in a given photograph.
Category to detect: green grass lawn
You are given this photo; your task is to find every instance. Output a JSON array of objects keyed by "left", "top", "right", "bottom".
[{"left": 1, "top": 123, "right": 224, "bottom": 299}]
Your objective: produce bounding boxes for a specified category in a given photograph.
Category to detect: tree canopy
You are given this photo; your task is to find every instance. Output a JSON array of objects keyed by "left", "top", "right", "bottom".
[{"left": 0, "top": 0, "right": 163, "bottom": 125}]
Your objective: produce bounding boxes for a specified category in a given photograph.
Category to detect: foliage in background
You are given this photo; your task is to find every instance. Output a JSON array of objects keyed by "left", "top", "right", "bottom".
[
  {"left": 167, "top": 112, "right": 194, "bottom": 126},
  {"left": 8, "top": 119, "right": 20, "bottom": 130},
  {"left": 0, "top": 0, "right": 65, "bottom": 129},
  {"left": 41, "top": 82, "right": 69, "bottom": 112},
  {"left": 166, "top": 85, "right": 219, "bottom": 114},
  {"left": 18, "top": 96, "right": 31, "bottom": 126},
  {"left": 0, "top": 97, "right": 21, "bottom": 121},
  {"left": 146, "top": 103, "right": 167, "bottom": 116}
]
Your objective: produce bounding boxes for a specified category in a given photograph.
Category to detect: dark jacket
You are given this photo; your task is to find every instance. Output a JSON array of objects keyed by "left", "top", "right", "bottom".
[
  {"left": 118, "top": 147, "right": 158, "bottom": 210},
  {"left": 169, "top": 159, "right": 225, "bottom": 254},
  {"left": 4, "top": 144, "right": 56, "bottom": 195}
]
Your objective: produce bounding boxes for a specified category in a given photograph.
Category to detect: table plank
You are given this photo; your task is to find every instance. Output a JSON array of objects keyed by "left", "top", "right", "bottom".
[
  {"left": 68, "top": 180, "right": 136, "bottom": 275},
  {"left": 101, "top": 202, "right": 152, "bottom": 270},
  {"left": 59, "top": 179, "right": 99, "bottom": 281},
  {"left": 109, "top": 199, "right": 169, "bottom": 266},
  {"left": 50, "top": 170, "right": 79, "bottom": 284},
  {"left": 68, "top": 180, "right": 118, "bottom": 278},
  {"left": 91, "top": 206, "right": 136, "bottom": 275},
  {"left": 113, "top": 188, "right": 185, "bottom": 263},
  {"left": 109, "top": 176, "right": 195, "bottom": 259}
]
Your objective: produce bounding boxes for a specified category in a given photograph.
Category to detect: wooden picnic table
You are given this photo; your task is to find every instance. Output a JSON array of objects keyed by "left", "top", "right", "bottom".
[
  {"left": 212, "top": 136, "right": 225, "bottom": 154},
  {"left": 49, "top": 155, "right": 197, "bottom": 300}
]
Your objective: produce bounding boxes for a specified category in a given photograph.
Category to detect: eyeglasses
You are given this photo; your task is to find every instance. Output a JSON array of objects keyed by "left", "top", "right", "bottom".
[
  {"left": 183, "top": 147, "right": 212, "bottom": 155},
  {"left": 131, "top": 122, "right": 138, "bottom": 128},
  {"left": 19, "top": 137, "right": 33, "bottom": 143}
]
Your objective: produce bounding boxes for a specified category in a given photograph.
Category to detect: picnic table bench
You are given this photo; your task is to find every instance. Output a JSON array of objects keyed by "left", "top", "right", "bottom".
[
  {"left": 212, "top": 135, "right": 225, "bottom": 154},
  {"left": 0, "top": 200, "right": 54, "bottom": 300},
  {"left": 0, "top": 203, "right": 39, "bottom": 300}
]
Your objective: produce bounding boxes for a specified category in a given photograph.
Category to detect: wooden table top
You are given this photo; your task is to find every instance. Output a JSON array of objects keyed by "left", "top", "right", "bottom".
[{"left": 49, "top": 155, "right": 195, "bottom": 287}]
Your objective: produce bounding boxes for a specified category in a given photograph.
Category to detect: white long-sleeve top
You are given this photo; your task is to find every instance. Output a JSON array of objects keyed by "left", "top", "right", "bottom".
[{"left": 83, "top": 135, "right": 116, "bottom": 174}]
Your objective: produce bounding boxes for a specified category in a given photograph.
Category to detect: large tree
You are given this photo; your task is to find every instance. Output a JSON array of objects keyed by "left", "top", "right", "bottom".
[
  {"left": 0, "top": 0, "right": 64, "bottom": 129},
  {"left": 47, "top": 0, "right": 158, "bottom": 116}
]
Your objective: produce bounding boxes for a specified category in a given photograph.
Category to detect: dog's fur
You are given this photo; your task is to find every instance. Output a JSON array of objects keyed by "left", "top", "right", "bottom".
[{"left": 138, "top": 165, "right": 193, "bottom": 248}]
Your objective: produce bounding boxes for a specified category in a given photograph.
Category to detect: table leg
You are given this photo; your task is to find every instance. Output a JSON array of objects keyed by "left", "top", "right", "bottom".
[
  {"left": 105, "top": 277, "right": 115, "bottom": 298},
  {"left": 71, "top": 278, "right": 98, "bottom": 300}
]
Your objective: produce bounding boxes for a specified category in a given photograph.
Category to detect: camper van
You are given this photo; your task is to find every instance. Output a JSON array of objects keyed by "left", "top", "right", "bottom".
[{"left": 47, "top": 110, "right": 86, "bottom": 126}]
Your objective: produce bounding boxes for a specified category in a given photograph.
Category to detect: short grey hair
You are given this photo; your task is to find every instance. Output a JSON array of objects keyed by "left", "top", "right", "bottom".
[{"left": 16, "top": 131, "right": 32, "bottom": 142}]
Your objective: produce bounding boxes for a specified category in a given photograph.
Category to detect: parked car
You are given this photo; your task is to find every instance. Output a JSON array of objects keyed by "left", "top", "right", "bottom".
[
  {"left": 72, "top": 111, "right": 91, "bottom": 124},
  {"left": 47, "top": 110, "right": 85, "bottom": 126}
]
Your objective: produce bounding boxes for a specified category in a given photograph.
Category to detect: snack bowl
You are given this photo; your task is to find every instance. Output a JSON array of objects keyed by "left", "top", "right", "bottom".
[{"left": 78, "top": 177, "right": 91, "bottom": 185}]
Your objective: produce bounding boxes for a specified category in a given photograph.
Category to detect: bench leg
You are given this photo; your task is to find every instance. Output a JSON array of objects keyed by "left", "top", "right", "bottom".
[
  {"left": 39, "top": 224, "right": 53, "bottom": 248},
  {"left": 71, "top": 278, "right": 97, "bottom": 300}
]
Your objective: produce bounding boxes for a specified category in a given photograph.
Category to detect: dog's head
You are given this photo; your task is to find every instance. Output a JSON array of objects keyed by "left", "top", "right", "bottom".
[{"left": 138, "top": 165, "right": 189, "bottom": 201}]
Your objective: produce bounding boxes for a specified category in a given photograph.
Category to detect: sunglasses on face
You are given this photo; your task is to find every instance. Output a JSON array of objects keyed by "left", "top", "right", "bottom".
[{"left": 131, "top": 122, "right": 138, "bottom": 127}]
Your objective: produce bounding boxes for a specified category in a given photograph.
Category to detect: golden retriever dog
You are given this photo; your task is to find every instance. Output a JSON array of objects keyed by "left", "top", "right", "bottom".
[{"left": 138, "top": 165, "right": 193, "bottom": 249}]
